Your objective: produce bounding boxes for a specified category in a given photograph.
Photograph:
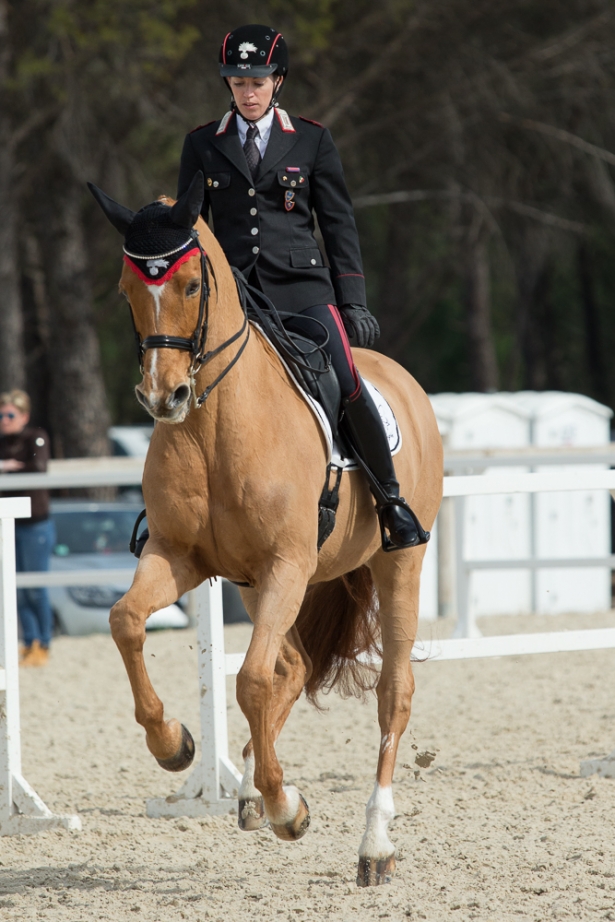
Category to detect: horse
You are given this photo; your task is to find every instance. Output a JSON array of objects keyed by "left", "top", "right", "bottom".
[{"left": 89, "top": 173, "right": 443, "bottom": 887}]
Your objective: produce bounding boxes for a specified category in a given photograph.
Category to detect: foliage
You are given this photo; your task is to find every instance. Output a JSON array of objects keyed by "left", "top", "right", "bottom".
[{"left": 4, "top": 0, "right": 615, "bottom": 432}]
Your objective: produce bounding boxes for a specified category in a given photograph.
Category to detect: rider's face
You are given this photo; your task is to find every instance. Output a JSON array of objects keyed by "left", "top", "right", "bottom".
[{"left": 229, "top": 76, "right": 283, "bottom": 121}]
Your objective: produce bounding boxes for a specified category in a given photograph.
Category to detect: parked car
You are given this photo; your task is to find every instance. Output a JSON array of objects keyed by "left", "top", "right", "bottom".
[
  {"left": 49, "top": 501, "right": 188, "bottom": 635},
  {"left": 108, "top": 425, "right": 153, "bottom": 458}
]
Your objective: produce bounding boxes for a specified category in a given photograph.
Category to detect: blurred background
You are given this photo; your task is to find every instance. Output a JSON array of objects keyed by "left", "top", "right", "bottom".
[{"left": 2, "top": 0, "right": 615, "bottom": 457}]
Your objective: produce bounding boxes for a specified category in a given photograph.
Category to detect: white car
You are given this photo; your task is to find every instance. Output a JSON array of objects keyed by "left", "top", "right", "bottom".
[{"left": 49, "top": 501, "right": 188, "bottom": 635}]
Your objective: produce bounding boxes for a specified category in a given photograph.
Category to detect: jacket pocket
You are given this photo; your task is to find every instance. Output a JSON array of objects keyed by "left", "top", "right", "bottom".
[
  {"left": 290, "top": 247, "right": 324, "bottom": 268},
  {"left": 205, "top": 172, "right": 231, "bottom": 190},
  {"left": 277, "top": 169, "right": 309, "bottom": 189}
]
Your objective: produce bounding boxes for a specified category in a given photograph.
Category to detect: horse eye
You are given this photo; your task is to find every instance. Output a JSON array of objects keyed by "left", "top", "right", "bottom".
[{"left": 186, "top": 279, "right": 201, "bottom": 297}]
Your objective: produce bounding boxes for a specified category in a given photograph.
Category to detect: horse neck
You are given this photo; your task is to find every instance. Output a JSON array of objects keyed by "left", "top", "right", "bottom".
[{"left": 187, "top": 225, "right": 255, "bottom": 426}]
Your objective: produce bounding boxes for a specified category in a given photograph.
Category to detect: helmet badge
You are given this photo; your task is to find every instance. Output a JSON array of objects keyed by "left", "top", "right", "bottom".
[{"left": 238, "top": 41, "right": 258, "bottom": 60}]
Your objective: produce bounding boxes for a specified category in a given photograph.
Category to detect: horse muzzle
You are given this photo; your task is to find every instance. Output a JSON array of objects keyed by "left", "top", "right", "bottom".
[{"left": 135, "top": 381, "right": 192, "bottom": 423}]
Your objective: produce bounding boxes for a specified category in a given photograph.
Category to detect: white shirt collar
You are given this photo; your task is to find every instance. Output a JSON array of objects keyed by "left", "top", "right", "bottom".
[{"left": 236, "top": 107, "right": 276, "bottom": 156}]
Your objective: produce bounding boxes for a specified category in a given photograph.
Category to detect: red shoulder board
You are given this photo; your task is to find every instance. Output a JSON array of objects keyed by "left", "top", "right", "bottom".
[
  {"left": 299, "top": 116, "right": 324, "bottom": 128},
  {"left": 190, "top": 120, "right": 215, "bottom": 133}
]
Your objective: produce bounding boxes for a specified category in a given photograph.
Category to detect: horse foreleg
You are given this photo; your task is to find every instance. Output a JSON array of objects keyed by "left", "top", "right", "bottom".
[
  {"left": 236, "top": 572, "right": 312, "bottom": 841},
  {"left": 237, "top": 617, "right": 312, "bottom": 831},
  {"left": 357, "top": 552, "right": 423, "bottom": 886},
  {"left": 109, "top": 548, "right": 200, "bottom": 770}
]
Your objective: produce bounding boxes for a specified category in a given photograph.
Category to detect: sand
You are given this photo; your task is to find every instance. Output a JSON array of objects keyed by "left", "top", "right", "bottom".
[{"left": 2, "top": 610, "right": 615, "bottom": 921}]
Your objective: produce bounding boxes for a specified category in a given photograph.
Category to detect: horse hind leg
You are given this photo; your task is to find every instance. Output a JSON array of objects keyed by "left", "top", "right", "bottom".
[
  {"left": 356, "top": 550, "right": 423, "bottom": 886},
  {"left": 110, "top": 548, "right": 199, "bottom": 771}
]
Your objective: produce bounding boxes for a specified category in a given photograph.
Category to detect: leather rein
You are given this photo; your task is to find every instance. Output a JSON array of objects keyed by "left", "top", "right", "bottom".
[{"left": 128, "top": 229, "right": 250, "bottom": 408}]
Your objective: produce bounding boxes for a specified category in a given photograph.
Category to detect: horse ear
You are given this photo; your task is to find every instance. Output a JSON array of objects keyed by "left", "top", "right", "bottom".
[
  {"left": 87, "top": 182, "right": 136, "bottom": 235},
  {"left": 169, "top": 172, "right": 205, "bottom": 229}
]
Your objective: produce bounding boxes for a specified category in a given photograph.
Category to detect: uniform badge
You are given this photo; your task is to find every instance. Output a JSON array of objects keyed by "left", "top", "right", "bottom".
[{"left": 285, "top": 190, "right": 295, "bottom": 211}]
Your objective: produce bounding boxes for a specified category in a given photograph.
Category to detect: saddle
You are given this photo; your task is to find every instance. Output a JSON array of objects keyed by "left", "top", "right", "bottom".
[{"left": 232, "top": 269, "right": 341, "bottom": 437}]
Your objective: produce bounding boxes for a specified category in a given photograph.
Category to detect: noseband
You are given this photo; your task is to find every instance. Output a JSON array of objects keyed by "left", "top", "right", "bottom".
[{"left": 126, "top": 229, "right": 250, "bottom": 407}]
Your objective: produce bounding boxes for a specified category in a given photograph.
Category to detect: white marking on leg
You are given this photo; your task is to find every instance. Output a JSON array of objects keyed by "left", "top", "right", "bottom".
[
  {"left": 266, "top": 785, "right": 301, "bottom": 825},
  {"left": 239, "top": 753, "right": 259, "bottom": 802},
  {"left": 358, "top": 782, "right": 395, "bottom": 859},
  {"left": 381, "top": 732, "right": 396, "bottom": 754}
]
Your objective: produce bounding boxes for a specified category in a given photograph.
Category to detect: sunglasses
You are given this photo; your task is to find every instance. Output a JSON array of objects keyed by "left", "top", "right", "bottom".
[{"left": 0, "top": 412, "right": 16, "bottom": 420}]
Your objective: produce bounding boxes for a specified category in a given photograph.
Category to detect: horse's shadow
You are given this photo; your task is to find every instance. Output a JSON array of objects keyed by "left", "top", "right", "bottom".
[{"left": 0, "top": 864, "right": 190, "bottom": 896}]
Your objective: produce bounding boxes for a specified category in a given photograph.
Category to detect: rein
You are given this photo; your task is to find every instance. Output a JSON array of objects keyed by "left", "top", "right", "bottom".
[{"left": 128, "top": 230, "right": 250, "bottom": 408}]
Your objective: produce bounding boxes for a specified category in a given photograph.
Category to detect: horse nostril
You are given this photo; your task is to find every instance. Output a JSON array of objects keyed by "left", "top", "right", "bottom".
[
  {"left": 135, "top": 388, "right": 149, "bottom": 409},
  {"left": 169, "top": 384, "right": 190, "bottom": 409}
]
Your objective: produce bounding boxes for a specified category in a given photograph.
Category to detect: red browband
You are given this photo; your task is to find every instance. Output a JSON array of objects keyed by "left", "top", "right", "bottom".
[{"left": 123, "top": 248, "right": 201, "bottom": 286}]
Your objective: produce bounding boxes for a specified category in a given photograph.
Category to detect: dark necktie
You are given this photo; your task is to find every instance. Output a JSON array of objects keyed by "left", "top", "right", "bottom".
[{"left": 243, "top": 123, "right": 261, "bottom": 178}]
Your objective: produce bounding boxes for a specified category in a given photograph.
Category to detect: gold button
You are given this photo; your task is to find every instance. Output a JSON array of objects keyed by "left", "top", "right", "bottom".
[
  {"left": 207, "top": 178, "right": 213, "bottom": 187},
  {"left": 248, "top": 188, "right": 256, "bottom": 196},
  {"left": 283, "top": 175, "right": 288, "bottom": 181}
]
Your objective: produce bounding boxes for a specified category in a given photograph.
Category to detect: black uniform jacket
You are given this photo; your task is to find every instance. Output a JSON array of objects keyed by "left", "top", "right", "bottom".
[{"left": 177, "top": 108, "right": 367, "bottom": 314}]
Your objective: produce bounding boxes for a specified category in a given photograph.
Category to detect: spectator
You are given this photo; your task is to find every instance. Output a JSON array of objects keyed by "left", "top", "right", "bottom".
[{"left": 0, "top": 390, "right": 54, "bottom": 666}]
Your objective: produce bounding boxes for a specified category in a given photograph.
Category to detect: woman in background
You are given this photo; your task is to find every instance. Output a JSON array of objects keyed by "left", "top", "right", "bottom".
[{"left": 0, "top": 390, "right": 54, "bottom": 666}]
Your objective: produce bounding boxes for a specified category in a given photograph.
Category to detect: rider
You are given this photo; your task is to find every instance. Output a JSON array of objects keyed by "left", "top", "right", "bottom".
[{"left": 177, "top": 24, "right": 425, "bottom": 550}]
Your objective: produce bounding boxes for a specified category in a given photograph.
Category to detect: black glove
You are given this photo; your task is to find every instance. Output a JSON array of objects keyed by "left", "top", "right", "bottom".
[{"left": 339, "top": 304, "right": 380, "bottom": 349}]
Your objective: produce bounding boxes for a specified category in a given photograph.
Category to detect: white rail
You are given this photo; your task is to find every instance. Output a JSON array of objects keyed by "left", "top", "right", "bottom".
[
  {"left": 3, "top": 460, "right": 615, "bottom": 823},
  {"left": 0, "top": 498, "right": 81, "bottom": 836}
]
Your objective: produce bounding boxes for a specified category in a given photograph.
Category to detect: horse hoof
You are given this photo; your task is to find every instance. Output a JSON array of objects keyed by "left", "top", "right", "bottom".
[
  {"left": 356, "top": 854, "right": 396, "bottom": 887},
  {"left": 238, "top": 797, "right": 268, "bottom": 831},
  {"left": 270, "top": 793, "right": 311, "bottom": 842},
  {"left": 155, "top": 724, "right": 195, "bottom": 772}
]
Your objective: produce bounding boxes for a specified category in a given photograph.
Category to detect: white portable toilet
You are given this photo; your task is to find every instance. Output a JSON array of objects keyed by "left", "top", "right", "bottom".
[
  {"left": 512, "top": 392, "right": 612, "bottom": 614},
  {"left": 431, "top": 394, "right": 533, "bottom": 617}
]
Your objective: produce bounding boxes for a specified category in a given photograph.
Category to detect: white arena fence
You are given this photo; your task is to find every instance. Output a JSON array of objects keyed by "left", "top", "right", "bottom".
[{"left": 2, "top": 456, "right": 615, "bottom": 831}]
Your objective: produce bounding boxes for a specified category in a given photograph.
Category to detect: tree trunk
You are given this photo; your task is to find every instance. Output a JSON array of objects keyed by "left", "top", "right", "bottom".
[
  {"left": 578, "top": 243, "right": 608, "bottom": 404},
  {"left": 37, "top": 170, "right": 110, "bottom": 459},
  {"left": 0, "top": 1, "right": 26, "bottom": 393},
  {"left": 466, "top": 238, "right": 498, "bottom": 392}
]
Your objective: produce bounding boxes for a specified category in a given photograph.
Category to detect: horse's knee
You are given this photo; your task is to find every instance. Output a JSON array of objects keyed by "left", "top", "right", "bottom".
[
  {"left": 236, "top": 666, "right": 271, "bottom": 718},
  {"left": 109, "top": 599, "right": 147, "bottom": 649}
]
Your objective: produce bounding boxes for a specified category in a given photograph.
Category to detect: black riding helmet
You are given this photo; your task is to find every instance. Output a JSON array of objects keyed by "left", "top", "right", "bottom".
[{"left": 219, "top": 24, "right": 289, "bottom": 78}]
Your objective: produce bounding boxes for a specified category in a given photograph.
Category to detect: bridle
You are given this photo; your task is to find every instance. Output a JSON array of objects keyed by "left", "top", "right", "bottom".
[{"left": 125, "top": 229, "right": 250, "bottom": 408}]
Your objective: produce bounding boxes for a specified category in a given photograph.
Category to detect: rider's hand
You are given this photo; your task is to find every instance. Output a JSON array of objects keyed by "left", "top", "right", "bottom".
[{"left": 339, "top": 304, "right": 380, "bottom": 349}]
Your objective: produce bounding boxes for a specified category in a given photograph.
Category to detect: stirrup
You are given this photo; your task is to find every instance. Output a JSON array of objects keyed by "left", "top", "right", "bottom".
[{"left": 376, "top": 496, "right": 430, "bottom": 553}]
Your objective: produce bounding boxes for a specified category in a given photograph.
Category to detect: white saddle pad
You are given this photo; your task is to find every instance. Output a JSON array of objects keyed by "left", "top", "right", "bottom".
[{"left": 253, "top": 321, "right": 402, "bottom": 470}]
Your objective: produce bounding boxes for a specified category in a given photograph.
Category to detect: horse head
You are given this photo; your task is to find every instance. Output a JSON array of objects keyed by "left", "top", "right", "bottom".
[{"left": 88, "top": 173, "right": 206, "bottom": 423}]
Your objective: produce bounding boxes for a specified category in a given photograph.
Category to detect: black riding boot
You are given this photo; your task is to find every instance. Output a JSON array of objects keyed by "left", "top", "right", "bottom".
[{"left": 340, "top": 385, "right": 430, "bottom": 551}]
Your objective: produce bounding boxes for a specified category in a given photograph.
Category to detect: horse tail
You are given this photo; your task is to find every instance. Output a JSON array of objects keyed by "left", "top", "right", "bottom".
[{"left": 295, "top": 566, "right": 381, "bottom": 706}]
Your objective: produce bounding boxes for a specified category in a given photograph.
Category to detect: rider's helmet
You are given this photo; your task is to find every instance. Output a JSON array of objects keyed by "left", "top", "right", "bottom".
[{"left": 219, "top": 24, "right": 289, "bottom": 79}]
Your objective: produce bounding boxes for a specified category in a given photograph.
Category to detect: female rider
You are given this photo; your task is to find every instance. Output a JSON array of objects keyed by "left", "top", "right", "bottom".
[{"left": 177, "top": 24, "right": 424, "bottom": 550}]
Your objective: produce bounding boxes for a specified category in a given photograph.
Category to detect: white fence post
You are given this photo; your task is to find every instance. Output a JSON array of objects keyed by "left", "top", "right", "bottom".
[
  {"left": 0, "top": 497, "right": 81, "bottom": 836},
  {"left": 146, "top": 580, "right": 242, "bottom": 818}
]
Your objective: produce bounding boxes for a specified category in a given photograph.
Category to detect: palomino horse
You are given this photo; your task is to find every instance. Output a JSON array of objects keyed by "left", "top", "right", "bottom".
[{"left": 89, "top": 174, "right": 443, "bottom": 886}]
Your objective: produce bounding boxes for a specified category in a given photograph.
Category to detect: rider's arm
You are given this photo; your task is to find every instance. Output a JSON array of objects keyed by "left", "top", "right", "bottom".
[
  {"left": 310, "top": 128, "right": 367, "bottom": 309},
  {"left": 177, "top": 133, "right": 210, "bottom": 224}
]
